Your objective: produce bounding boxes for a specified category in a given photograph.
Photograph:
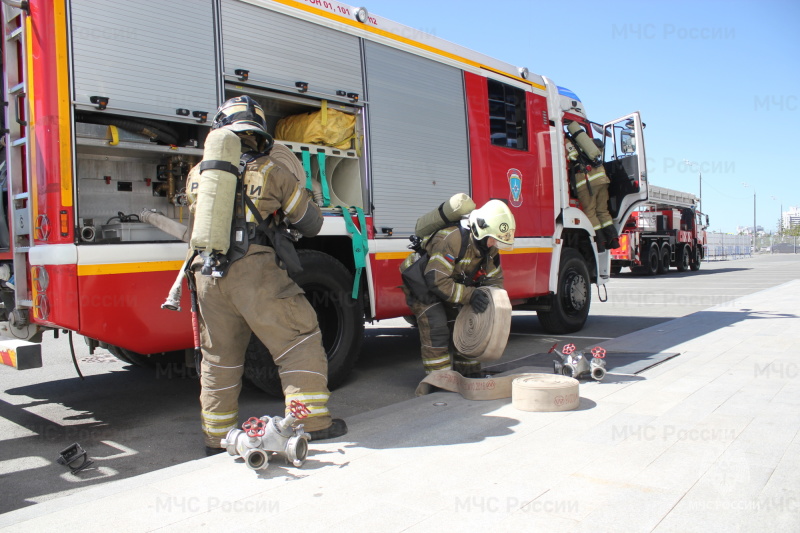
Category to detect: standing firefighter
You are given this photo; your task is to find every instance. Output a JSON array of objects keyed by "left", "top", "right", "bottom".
[
  {"left": 400, "top": 199, "right": 515, "bottom": 377},
  {"left": 186, "top": 96, "right": 347, "bottom": 454},
  {"left": 565, "top": 120, "right": 619, "bottom": 252}
]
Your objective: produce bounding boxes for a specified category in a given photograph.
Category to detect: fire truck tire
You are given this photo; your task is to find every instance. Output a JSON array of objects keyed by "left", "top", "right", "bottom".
[
  {"left": 610, "top": 264, "right": 622, "bottom": 275},
  {"left": 244, "top": 250, "right": 364, "bottom": 397},
  {"left": 658, "top": 243, "right": 671, "bottom": 274},
  {"left": 677, "top": 244, "right": 691, "bottom": 272},
  {"left": 537, "top": 247, "right": 590, "bottom": 334},
  {"left": 690, "top": 246, "right": 702, "bottom": 271},
  {"left": 642, "top": 242, "right": 660, "bottom": 276}
]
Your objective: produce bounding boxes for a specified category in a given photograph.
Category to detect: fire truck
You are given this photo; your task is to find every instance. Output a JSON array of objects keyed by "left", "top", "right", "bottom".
[
  {"left": 0, "top": 0, "right": 648, "bottom": 392},
  {"left": 610, "top": 185, "right": 708, "bottom": 275}
]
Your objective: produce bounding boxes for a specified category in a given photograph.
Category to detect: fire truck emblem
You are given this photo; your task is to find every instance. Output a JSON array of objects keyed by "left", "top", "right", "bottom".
[{"left": 507, "top": 168, "right": 523, "bottom": 207}]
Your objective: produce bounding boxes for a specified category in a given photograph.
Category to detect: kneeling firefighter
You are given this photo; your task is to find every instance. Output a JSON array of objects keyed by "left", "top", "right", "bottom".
[
  {"left": 400, "top": 199, "right": 515, "bottom": 377},
  {"left": 186, "top": 96, "right": 347, "bottom": 454},
  {"left": 564, "top": 120, "right": 619, "bottom": 252}
]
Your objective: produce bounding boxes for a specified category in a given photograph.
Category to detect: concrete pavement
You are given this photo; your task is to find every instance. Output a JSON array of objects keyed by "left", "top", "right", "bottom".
[{"left": 1, "top": 280, "right": 798, "bottom": 532}]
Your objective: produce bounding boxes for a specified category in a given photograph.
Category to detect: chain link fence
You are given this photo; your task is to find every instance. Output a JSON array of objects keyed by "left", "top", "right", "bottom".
[{"left": 705, "top": 233, "right": 799, "bottom": 260}]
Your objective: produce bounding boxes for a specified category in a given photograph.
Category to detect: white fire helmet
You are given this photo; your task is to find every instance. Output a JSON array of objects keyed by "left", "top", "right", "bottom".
[{"left": 468, "top": 199, "right": 516, "bottom": 250}]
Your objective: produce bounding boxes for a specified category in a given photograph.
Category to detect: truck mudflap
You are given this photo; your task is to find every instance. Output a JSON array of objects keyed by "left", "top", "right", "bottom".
[{"left": 0, "top": 338, "right": 42, "bottom": 369}]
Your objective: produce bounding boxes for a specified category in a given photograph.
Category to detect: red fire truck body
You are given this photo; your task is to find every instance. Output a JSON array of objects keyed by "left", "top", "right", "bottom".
[
  {"left": 0, "top": 0, "right": 648, "bottom": 387},
  {"left": 611, "top": 185, "right": 707, "bottom": 275}
]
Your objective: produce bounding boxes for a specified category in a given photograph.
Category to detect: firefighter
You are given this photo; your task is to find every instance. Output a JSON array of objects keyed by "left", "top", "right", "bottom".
[
  {"left": 187, "top": 96, "right": 347, "bottom": 455},
  {"left": 565, "top": 123, "right": 620, "bottom": 251},
  {"left": 399, "top": 199, "right": 515, "bottom": 376}
]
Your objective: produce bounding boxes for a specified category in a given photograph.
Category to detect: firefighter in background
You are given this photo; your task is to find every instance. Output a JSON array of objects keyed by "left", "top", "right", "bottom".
[
  {"left": 399, "top": 200, "right": 515, "bottom": 377},
  {"left": 187, "top": 96, "right": 347, "bottom": 454},
  {"left": 565, "top": 121, "right": 620, "bottom": 252}
]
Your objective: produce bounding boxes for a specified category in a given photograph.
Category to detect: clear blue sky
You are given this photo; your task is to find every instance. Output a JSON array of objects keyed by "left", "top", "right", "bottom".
[{"left": 357, "top": 0, "right": 799, "bottom": 234}]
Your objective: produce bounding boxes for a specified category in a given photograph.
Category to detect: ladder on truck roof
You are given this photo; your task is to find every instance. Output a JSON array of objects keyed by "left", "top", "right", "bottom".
[
  {"left": 647, "top": 185, "right": 699, "bottom": 210},
  {"left": 2, "top": 3, "right": 34, "bottom": 313}
]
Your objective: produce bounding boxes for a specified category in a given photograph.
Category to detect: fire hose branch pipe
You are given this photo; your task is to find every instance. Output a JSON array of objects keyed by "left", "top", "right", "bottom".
[{"left": 221, "top": 401, "right": 311, "bottom": 471}]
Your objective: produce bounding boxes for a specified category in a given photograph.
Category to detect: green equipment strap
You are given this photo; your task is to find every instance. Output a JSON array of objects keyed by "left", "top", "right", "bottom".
[
  {"left": 301, "top": 149, "right": 313, "bottom": 192},
  {"left": 340, "top": 205, "right": 369, "bottom": 299},
  {"left": 317, "top": 152, "right": 330, "bottom": 207}
]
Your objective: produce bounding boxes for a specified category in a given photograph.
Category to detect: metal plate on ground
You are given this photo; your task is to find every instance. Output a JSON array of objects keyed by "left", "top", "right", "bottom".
[{"left": 485, "top": 351, "right": 681, "bottom": 376}]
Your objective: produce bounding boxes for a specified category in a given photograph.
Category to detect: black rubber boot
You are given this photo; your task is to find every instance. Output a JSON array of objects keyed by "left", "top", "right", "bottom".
[
  {"left": 307, "top": 419, "right": 348, "bottom": 441},
  {"left": 595, "top": 234, "right": 606, "bottom": 253},
  {"left": 604, "top": 226, "right": 621, "bottom": 249}
]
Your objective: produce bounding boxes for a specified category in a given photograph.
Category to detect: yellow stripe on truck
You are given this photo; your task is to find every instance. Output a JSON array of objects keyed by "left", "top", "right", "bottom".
[{"left": 77, "top": 261, "right": 185, "bottom": 276}]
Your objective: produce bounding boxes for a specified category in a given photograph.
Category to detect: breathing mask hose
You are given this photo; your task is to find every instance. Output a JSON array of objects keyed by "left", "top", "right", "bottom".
[{"left": 184, "top": 262, "right": 202, "bottom": 375}]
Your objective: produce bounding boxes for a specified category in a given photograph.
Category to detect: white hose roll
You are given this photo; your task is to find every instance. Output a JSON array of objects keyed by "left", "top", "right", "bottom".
[
  {"left": 415, "top": 193, "right": 476, "bottom": 237},
  {"left": 190, "top": 128, "right": 241, "bottom": 254},
  {"left": 453, "top": 286, "right": 512, "bottom": 362},
  {"left": 270, "top": 143, "right": 304, "bottom": 184},
  {"left": 512, "top": 374, "right": 580, "bottom": 412}
]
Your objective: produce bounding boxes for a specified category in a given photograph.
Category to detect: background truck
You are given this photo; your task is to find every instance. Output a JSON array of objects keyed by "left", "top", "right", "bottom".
[
  {"left": 0, "top": 0, "right": 648, "bottom": 393},
  {"left": 610, "top": 185, "right": 708, "bottom": 275}
]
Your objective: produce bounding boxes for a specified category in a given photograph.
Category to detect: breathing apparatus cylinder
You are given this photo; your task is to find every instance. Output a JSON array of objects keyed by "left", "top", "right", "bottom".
[
  {"left": 414, "top": 193, "right": 476, "bottom": 238},
  {"left": 566, "top": 121, "right": 602, "bottom": 164},
  {"left": 190, "top": 128, "right": 242, "bottom": 255}
]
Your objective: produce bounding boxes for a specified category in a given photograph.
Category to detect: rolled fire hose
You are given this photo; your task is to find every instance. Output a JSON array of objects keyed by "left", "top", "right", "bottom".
[
  {"left": 270, "top": 143, "right": 305, "bottom": 184},
  {"left": 415, "top": 371, "right": 580, "bottom": 412},
  {"left": 453, "top": 286, "right": 512, "bottom": 363}
]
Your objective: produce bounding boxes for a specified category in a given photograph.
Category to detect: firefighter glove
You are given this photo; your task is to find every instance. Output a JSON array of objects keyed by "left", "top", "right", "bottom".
[{"left": 470, "top": 290, "right": 490, "bottom": 314}]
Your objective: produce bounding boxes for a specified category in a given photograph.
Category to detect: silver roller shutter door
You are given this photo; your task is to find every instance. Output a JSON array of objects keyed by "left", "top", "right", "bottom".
[
  {"left": 220, "top": 0, "right": 362, "bottom": 97},
  {"left": 71, "top": 0, "right": 218, "bottom": 119},
  {"left": 364, "top": 41, "right": 470, "bottom": 236}
]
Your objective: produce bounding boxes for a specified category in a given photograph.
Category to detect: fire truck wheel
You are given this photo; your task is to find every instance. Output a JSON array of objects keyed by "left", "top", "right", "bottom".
[
  {"left": 244, "top": 250, "right": 364, "bottom": 397},
  {"left": 537, "top": 247, "right": 591, "bottom": 334},
  {"left": 677, "top": 244, "right": 691, "bottom": 272},
  {"left": 642, "top": 242, "right": 660, "bottom": 276},
  {"left": 658, "top": 243, "right": 671, "bottom": 274},
  {"left": 690, "top": 246, "right": 702, "bottom": 271},
  {"left": 610, "top": 264, "right": 622, "bottom": 276}
]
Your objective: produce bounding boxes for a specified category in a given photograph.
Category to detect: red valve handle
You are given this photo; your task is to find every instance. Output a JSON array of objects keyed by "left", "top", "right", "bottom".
[
  {"left": 242, "top": 417, "right": 266, "bottom": 437},
  {"left": 591, "top": 346, "right": 606, "bottom": 359},
  {"left": 562, "top": 344, "right": 576, "bottom": 355},
  {"left": 289, "top": 400, "right": 310, "bottom": 420}
]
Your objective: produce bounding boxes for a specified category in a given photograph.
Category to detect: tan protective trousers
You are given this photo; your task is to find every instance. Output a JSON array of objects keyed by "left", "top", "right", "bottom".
[
  {"left": 195, "top": 245, "right": 331, "bottom": 447},
  {"left": 407, "top": 294, "right": 481, "bottom": 376},
  {"left": 576, "top": 172, "right": 612, "bottom": 230}
]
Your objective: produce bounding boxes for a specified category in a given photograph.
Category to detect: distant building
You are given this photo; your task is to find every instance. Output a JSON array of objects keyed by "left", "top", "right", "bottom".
[
  {"left": 782, "top": 207, "right": 800, "bottom": 231},
  {"left": 737, "top": 225, "right": 764, "bottom": 235}
]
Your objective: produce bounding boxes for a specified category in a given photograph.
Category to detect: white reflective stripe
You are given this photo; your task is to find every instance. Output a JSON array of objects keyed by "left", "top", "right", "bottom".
[
  {"left": 279, "top": 370, "right": 328, "bottom": 381},
  {"left": 429, "top": 254, "right": 454, "bottom": 271},
  {"left": 423, "top": 355, "right": 450, "bottom": 365},
  {"left": 274, "top": 331, "right": 321, "bottom": 362},
  {"left": 204, "top": 362, "right": 244, "bottom": 369},
  {"left": 284, "top": 187, "right": 303, "bottom": 215},
  {"left": 201, "top": 411, "right": 238, "bottom": 421},
  {"left": 204, "top": 383, "right": 240, "bottom": 393},
  {"left": 287, "top": 393, "right": 330, "bottom": 402},
  {"left": 453, "top": 284, "right": 463, "bottom": 303}
]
